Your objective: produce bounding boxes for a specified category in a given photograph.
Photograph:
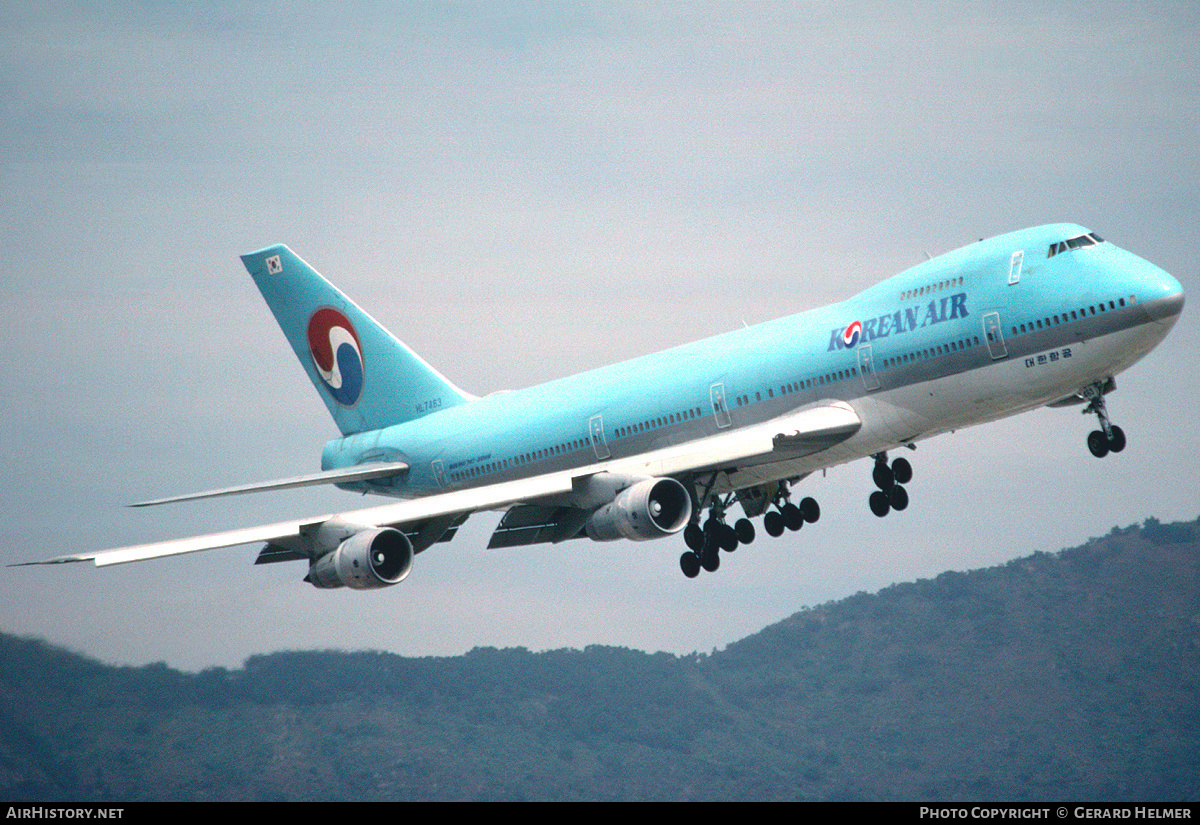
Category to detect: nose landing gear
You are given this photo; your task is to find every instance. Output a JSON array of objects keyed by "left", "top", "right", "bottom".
[{"left": 1082, "top": 381, "right": 1126, "bottom": 458}]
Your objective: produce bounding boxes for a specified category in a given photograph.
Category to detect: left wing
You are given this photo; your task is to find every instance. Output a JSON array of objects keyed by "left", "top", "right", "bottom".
[{"left": 14, "top": 401, "right": 860, "bottom": 572}]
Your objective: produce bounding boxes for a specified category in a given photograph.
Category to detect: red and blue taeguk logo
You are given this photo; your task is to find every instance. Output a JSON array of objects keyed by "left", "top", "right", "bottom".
[
  {"left": 842, "top": 320, "right": 862, "bottom": 348},
  {"left": 307, "top": 307, "right": 364, "bottom": 407}
]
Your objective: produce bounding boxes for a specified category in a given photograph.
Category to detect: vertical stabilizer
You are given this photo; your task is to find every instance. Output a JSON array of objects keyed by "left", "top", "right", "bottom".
[{"left": 240, "top": 245, "right": 473, "bottom": 435}]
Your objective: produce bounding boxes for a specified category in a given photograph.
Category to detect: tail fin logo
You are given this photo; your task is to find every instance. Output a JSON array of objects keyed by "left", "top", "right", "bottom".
[{"left": 307, "top": 307, "right": 364, "bottom": 408}]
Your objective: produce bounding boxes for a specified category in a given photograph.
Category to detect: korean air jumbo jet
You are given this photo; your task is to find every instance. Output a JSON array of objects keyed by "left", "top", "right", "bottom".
[{"left": 18, "top": 224, "right": 1184, "bottom": 585}]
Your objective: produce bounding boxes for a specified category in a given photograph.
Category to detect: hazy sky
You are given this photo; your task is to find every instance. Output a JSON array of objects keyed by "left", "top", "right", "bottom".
[{"left": 2, "top": 2, "right": 1197, "bottom": 671}]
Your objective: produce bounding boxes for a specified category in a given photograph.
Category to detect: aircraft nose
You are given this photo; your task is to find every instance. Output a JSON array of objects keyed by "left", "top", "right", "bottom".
[
  {"left": 1145, "top": 286, "right": 1185, "bottom": 324},
  {"left": 1119, "top": 249, "right": 1185, "bottom": 326}
]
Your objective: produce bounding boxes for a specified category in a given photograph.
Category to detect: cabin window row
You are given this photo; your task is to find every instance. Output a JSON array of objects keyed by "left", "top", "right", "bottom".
[
  {"left": 615, "top": 407, "right": 703, "bottom": 439},
  {"left": 1009, "top": 296, "right": 1131, "bottom": 337},
  {"left": 733, "top": 366, "right": 860, "bottom": 409},
  {"left": 449, "top": 438, "right": 589, "bottom": 482},
  {"left": 882, "top": 336, "right": 981, "bottom": 370},
  {"left": 900, "top": 275, "right": 964, "bottom": 301}
]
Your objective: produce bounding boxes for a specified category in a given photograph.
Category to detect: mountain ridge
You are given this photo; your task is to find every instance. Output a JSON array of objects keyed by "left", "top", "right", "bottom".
[{"left": 2, "top": 516, "right": 1196, "bottom": 801}]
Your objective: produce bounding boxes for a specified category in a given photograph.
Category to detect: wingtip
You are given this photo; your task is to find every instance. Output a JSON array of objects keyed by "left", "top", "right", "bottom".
[{"left": 8, "top": 556, "right": 93, "bottom": 567}]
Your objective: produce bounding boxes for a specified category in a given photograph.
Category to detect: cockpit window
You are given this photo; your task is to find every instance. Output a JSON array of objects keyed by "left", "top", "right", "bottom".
[{"left": 1047, "top": 233, "right": 1104, "bottom": 258}]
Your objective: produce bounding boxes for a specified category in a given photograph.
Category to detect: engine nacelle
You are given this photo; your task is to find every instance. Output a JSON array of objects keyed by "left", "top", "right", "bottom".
[
  {"left": 307, "top": 527, "right": 414, "bottom": 590},
  {"left": 584, "top": 477, "right": 692, "bottom": 542}
]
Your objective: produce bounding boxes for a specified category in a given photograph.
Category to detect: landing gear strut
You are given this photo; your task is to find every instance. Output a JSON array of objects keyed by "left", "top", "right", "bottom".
[
  {"left": 869, "top": 452, "right": 911, "bottom": 518},
  {"left": 1082, "top": 381, "right": 1126, "bottom": 458},
  {"left": 679, "top": 491, "right": 744, "bottom": 578}
]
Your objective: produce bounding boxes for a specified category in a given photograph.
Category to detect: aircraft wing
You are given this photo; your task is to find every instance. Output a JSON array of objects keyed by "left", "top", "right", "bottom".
[
  {"left": 15, "top": 401, "right": 860, "bottom": 569},
  {"left": 15, "top": 471, "right": 579, "bottom": 568}
]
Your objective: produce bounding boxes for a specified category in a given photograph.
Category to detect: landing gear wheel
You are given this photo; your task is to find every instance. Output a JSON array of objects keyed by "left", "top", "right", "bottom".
[
  {"left": 763, "top": 510, "right": 785, "bottom": 537},
  {"left": 684, "top": 523, "right": 704, "bottom": 551},
  {"left": 680, "top": 552, "right": 701, "bottom": 578},
  {"left": 1108, "top": 425, "right": 1126, "bottom": 453},
  {"left": 869, "top": 490, "right": 891, "bottom": 518},
  {"left": 782, "top": 503, "right": 804, "bottom": 531},
  {"left": 719, "top": 523, "right": 739, "bottom": 552},
  {"left": 799, "top": 497, "right": 820, "bottom": 523},
  {"left": 873, "top": 463, "right": 895, "bottom": 490},
  {"left": 701, "top": 545, "right": 720, "bottom": 572},
  {"left": 888, "top": 484, "right": 909, "bottom": 511},
  {"left": 891, "top": 457, "right": 913, "bottom": 485},
  {"left": 1087, "top": 430, "right": 1109, "bottom": 458},
  {"left": 734, "top": 518, "right": 755, "bottom": 544}
]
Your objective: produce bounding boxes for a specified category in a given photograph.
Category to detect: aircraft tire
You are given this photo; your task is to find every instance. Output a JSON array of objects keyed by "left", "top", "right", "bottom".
[
  {"left": 680, "top": 552, "right": 701, "bottom": 578},
  {"left": 782, "top": 503, "right": 804, "bottom": 531},
  {"left": 873, "top": 463, "right": 895, "bottom": 490},
  {"left": 891, "top": 457, "right": 913, "bottom": 485},
  {"left": 800, "top": 497, "right": 820, "bottom": 523},
  {"left": 719, "top": 523, "right": 739, "bottom": 552},
  {"left": 684, "top": 523, "right": 704, "bottom": 551},
  {"left": 1088, "top": 430, "right": 1110, "bottom": 458},
  {"left": 734, "top": 518, "right": 755, "bottom": 544},
  {"left": 869, "top": 490, "right": 890, "bottom": 517},
  {"left": 888, "top": 484, "right": 908, "bottom": 511},
  {"left": 701, "top": 546, "right": 720, "bottom": 572},
  {"left": 1108, "top": 425, "right": 1126, "bottom": 453},
  {"left": 764, "top": 511, "right": 785, "bottom": 537}
]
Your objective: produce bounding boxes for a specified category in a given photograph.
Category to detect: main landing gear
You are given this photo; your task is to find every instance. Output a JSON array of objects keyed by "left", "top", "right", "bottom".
[
  {"left": 679, "top": 481, "right": 819, "bottom": 579},
  {"left": 868, "top": 452, "right": 912, "bottom": 518},
  {"left": 1081, "top": 381, "right": 1126, "bottom": 458},
  {"left": 762, "top": 487, "right": 819, "bottom": 537}
]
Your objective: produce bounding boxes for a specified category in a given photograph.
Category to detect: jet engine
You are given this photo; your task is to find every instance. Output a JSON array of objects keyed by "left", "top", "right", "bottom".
[
  {"left": 307, "top": 526, "right": 414, "bottom": 589},
  {"left": 584, "top": 477, "right": 692, "bottom": 542}
]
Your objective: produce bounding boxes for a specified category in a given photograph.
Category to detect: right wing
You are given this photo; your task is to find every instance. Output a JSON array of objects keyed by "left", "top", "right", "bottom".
[{"left": 15, "top": 471, "right": 578, "bottom": 567}]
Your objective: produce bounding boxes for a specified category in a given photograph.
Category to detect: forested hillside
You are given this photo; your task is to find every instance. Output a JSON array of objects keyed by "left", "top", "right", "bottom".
[{"left": 2, "top": 517, "right": 1196, "bottom": 801}]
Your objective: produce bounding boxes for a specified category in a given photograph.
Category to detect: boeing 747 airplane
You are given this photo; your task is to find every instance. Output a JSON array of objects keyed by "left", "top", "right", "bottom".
[{"left": 19, "top": 224, "right": 1184, "bottom": 585}]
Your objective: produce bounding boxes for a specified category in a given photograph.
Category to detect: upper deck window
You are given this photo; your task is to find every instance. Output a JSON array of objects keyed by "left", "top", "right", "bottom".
[{"left": 1047, "top": 233, "right": 1104, "bottom": 258}]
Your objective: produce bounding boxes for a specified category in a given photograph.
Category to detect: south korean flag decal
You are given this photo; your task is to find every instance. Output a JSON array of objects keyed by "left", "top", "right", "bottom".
[{"left": 266, "top": 254, "right": 282, "bottom": 275}]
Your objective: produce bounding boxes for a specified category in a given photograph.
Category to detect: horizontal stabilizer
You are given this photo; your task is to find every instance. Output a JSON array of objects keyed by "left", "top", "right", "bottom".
[{"left": 129, "top": 461, "right": 410, "bottom": 507}]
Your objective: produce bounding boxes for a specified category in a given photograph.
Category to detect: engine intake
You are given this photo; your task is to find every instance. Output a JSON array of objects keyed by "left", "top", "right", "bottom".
[
  {"left": 584, "top": 477, "right": 692, "bottom": 542},
  {"left": 307, "top": 526, "right": 414, "bottom": 589}
]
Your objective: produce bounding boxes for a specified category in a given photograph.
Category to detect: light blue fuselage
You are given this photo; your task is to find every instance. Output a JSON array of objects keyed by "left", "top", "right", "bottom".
[{"left": 322, "top": 223, "right": 1183, "bottom": 500}]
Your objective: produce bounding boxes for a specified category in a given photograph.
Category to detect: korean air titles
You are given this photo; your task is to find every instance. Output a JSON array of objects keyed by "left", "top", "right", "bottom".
[{"left": 830, "top": 292, "right": 970, "bottom": 351}]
